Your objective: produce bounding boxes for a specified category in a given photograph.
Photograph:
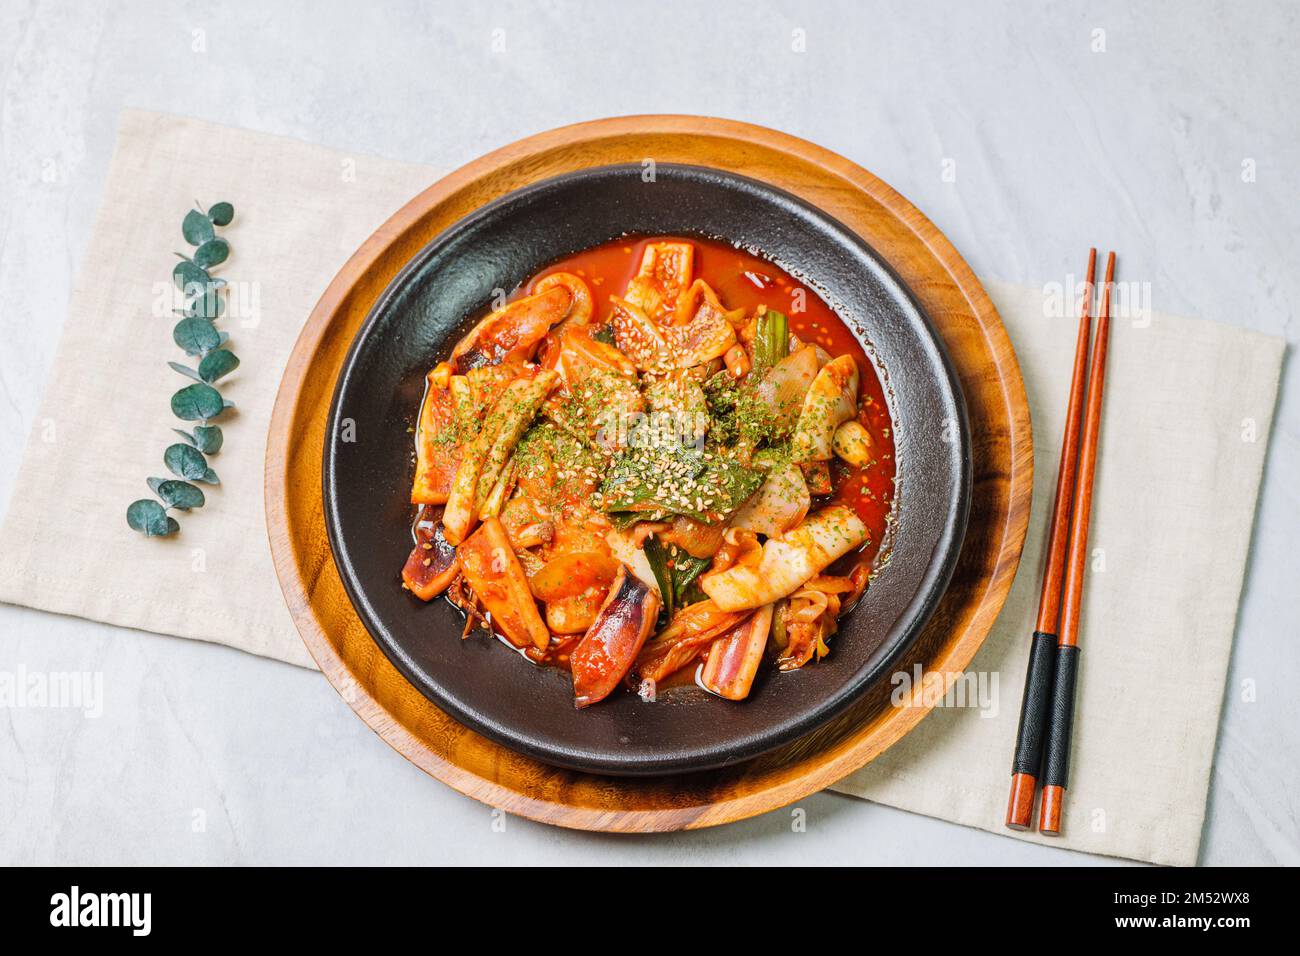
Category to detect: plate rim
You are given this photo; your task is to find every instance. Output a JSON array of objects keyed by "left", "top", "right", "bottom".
[{"left": 265, "top": 114, "right": 1032, "bottom": 830}]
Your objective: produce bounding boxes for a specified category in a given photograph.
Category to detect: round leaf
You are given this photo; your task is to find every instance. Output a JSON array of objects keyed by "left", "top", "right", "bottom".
[
  {"left": 147, "top": 476, "right": 167, "bottom": 496},
  {"left": 208, "top": 202, "right": 234, "bottom": 226},
  {"left": 170, "top": 383, "right": 225, "bottom": 421},
  {"left": 192, "top": 424, "right": 223, "bottom": 454},
  {"left": 198, "top": 348, "right": 239, "bottom": 382},
  {"left": 193, "top": 238, "right": 229, "bottom": 269},
  {"left": 173, "top": 259, "right": 210, "bottom": 292},
  {"left": 199, "top": 466, "right": 220, "bottom": 485},
  {"left": 157, "top": 479, "right": 205, "bottom": 511},
  {"left": 183, "top": 209, "right": 215, "bottom": 245},
  {"left": 173, "top": 317, "right": 221, "bottom": 356},
  {"left": 164, "top": 442, "right": 210, "bottom": 480},
  {"left": 127, "top": 499, "right": 178, "bottom": 537},
  {"left": 181, "top": 286, "right": 224, "bottom": 319}
]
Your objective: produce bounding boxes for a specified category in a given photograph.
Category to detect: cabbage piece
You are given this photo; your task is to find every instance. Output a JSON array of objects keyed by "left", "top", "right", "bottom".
[
  {"left": 791, "top": 355, "right": 859, "bottom": 462},
  {"left": 700, "top": 505, "right": 869, "bottom": 612}
]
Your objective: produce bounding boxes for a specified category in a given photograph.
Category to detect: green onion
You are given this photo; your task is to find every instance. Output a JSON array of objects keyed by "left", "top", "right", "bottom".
[
  {"left": 643, "top": 534, "right": 676, "bottom": 623},
  {"left": 673, "top": 555, "right": 712, "bottom": 606},
  {"left": 754, "top": 309, "right": 789, "bottom": 370}
]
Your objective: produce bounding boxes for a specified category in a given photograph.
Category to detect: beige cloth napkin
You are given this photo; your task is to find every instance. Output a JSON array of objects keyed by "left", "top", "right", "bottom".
[
  {"left": 0, "top": 110, "right": 442, "bottom": 669},
  {"left": 831, "top": 281, "right": 1283, "bottom": 866},
  {"left": 0, "top": 111, "right": 1283, "bottom": 864}
]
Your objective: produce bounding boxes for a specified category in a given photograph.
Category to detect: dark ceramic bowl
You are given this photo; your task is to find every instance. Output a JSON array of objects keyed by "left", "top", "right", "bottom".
[{"left": 324, "top": 164, "right": 970, "bottom": 776}]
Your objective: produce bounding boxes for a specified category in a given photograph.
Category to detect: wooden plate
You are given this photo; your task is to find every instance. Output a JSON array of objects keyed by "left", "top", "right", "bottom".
[{"left": 266, "top": 115, "right": 1032, "bottom": 830}]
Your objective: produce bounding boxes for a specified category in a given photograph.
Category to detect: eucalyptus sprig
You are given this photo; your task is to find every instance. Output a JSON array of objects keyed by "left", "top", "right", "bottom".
[{"left": 127, "top": 201, "right": 239, "bottom": 537}]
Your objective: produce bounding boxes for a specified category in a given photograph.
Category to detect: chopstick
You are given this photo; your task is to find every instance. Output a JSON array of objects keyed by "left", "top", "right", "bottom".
[
  {"left": 1037, "top": 251, "right": 1115, "bottom": 835},
  {"left": 1005, "top": 248, "right": 1096, "bottom": 831}
]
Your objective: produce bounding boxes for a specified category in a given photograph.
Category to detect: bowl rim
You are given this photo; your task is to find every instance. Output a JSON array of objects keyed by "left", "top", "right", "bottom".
[{"left": 321, "top": 160, "right": 972, "bottom": 775}]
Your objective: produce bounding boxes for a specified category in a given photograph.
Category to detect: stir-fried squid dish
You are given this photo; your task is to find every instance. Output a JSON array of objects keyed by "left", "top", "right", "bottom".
[{"left": 401, "top": 236, "right": 896, "bottom": 707}]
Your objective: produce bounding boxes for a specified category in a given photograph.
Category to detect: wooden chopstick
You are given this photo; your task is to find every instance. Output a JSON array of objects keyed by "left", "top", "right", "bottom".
[
  {"left": 1005, "top": 248, "right": 1096, "bottom": 831},
  {"left": 1038, "top": 251, "right": 1116, "bottom": 836}
]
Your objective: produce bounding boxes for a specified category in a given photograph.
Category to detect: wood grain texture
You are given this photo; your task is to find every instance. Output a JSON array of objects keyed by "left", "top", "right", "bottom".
[{"left": 264, "top": 115, "right": 1033, "bottom": 831}]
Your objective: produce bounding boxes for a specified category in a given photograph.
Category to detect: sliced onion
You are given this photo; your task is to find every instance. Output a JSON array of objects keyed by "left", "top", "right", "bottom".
[
  {"left": 755, "top": 344, "right": 821, "bottom": 430},
  {"left": 730, "top": 462, "right": 810, "bottom": 537}
]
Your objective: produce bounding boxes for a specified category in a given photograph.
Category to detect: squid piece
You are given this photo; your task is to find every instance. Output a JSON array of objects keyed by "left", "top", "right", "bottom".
[
  {"left": 666, "top": 302, "right": 737, "bottom": 369},
  {"left": 730, "top": 462, "right": 810, "bottom": 538},
  {"left": 554, "top": 325, "right": 638, "bottom": 382},
  {"left": 671, "top": 278, "right": 747, "bottom": 329},
  {"left": 699, "top": 603, "right": 775, "bottom": 700},
  {"left": 533, "top": 272, "right": 594, "bottom": 330},
  {"left": 546, "top": 328, "right": 645, "bottom": 451},
  {"left": 410, "top": 366, "right": 461, "bottom": 505},
  {"left": 623, "top": 241, "right": 694, "bottom": 321},
  {"left": 456, "top": 517, "right": 550, "bottom": 650},
  {"left": 442, "top": 369, "right": 559, "bottom": 545},
  {"left": 571, "top": 567, "right": 661, "bottom": 708},
  {"left": 401, "top": 506, "right": 459, "bottom": 600},
  {"left": 791, "top": 354, "right": 860, "bottom": 462},
  {"left": 636, "top": 599, "right": 752, "bottom": 686},
  {"left": 450, "top": 285, "right": 574, "bottom": 372},
  {"left": 611, "top": 292, "right": 736, "bottom": 373},
  {"left": 700, "top": 505, "right": 869, "bottom": 612}
]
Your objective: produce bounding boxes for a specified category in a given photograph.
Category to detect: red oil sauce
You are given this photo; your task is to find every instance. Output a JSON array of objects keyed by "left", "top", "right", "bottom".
[{"left": 526, "top": 235, "right": 897, "bottom": 566}]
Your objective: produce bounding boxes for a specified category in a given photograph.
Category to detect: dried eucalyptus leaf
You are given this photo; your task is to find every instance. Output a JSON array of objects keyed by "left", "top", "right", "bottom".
[
  {"left": 193, "top": 238, "right": 229, "bottom": 269},
  {"left": 208, "top": 202, "right": 234, "bottom": 226},
  {"left": 147, "top": 476, "right": 167, "bottom": 496},
  {"left": 198, "top": 348, "right": 239, "bottom": 383},
  {"left": 157, "top": 479, "right": 205, "bottom": 511},
  {"left": 164, "top": 442, "right": 210, "bottom": 480},
  {"left": 167, "top": 361, "right": 203, "bottom": 382},
  {"left": 127, "top": 499, "right": 177, "bottom": 536},
  {"left": 182, "top": 209, "right": 215, "bottom": 245},
  {"left": 173, "top": 317, "right": 221, "bottom": 356},
  {"left": 192, "top": 424, "right": 223, "bottom": 454},
  {"left": 199, "top": 467, "right": 220, "bottom": 485},
  {"left": 172, "top": 428, "right": 197, "bottom": 447},
  {"left": 170, "top": 383, "right": 225, "bottom": 421}
]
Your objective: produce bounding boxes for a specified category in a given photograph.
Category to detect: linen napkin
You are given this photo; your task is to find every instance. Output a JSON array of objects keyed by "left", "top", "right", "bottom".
[
  {"left": 0, "top": 110, "right": 442, "bottom": 669},
  {"left": 0, "top": 111, "right": 1283, "bottom": 864},
  {"left": 830, "top": 281, "right": 1283, "bottom": 866}
]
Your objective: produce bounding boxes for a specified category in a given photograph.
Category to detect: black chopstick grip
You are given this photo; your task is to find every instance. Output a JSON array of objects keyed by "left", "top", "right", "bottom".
[
  {"left": 1041, "top": 645, "right": 1080, "bottom": 788},
  {"left": 1011, "top": 631, "right": 1057, "bottom": 776}
]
